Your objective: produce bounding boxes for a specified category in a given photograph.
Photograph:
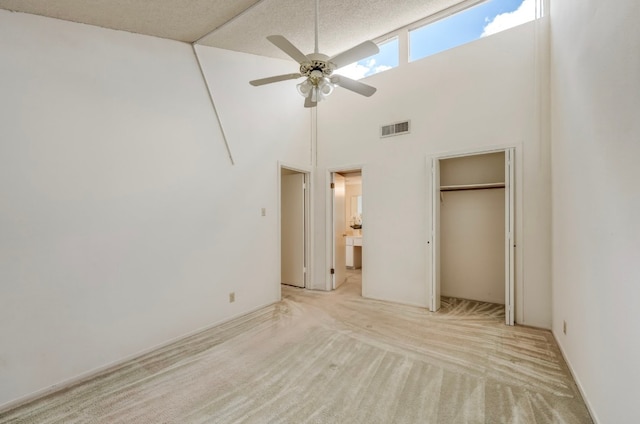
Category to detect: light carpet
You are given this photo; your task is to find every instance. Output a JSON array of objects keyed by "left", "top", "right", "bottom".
[{"left": 0, "top": 271, "right": 592, "bottom": 423}]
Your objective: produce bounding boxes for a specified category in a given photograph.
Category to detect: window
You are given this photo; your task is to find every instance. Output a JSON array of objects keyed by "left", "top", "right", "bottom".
[
  {"left": 334, "top": 37, "right": 399, "bottom": 81},
  {"left": 410, "top": 0, "right": 539, "bottom": 62},
  {"left": 333, "top": 0, "right": 541, "bottom": 78}
]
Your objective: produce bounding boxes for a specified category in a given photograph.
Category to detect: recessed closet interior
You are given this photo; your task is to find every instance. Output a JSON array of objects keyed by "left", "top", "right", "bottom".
[{"left": 440, "top": 152, "right": 505, "bottom": 305}]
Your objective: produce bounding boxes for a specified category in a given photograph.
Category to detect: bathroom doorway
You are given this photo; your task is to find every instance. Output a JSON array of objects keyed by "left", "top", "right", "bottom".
[
  {"left": 329, "top": 168, "right": 363, "bottom": 295},
  {"left": 280, "top": 166, "right": 310, "bottom": 289}
]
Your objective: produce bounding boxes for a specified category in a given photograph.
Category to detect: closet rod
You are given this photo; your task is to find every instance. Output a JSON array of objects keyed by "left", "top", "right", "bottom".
[{"left": 440, "top": 182, "right": 505, "bottom": 192}]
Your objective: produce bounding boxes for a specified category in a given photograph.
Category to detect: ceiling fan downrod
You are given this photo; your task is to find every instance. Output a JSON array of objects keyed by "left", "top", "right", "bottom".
[
  {"left": 314, "top": 0, "right": 319, "bottom": 54},
  {"left": 248, "top": 0, "right": 379, "bottom": 108},
  {"left": 297, "top": 0, "right": 333, "bottom": 103}
]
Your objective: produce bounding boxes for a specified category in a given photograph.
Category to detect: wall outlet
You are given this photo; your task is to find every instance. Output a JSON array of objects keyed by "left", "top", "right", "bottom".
[
  {"left": 229, "top": 292, "right": 235, "bottom": 303},
  {"left": 563, "top": 320, "right": 567, "bottom": 335}
]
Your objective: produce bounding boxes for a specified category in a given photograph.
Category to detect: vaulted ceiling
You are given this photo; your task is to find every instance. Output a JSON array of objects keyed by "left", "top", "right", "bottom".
[{"left": 0, "top": 0, "right": 471, "bottom": 60}]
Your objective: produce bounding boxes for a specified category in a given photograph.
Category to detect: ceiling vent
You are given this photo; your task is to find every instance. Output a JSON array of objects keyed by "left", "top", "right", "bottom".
[{"left": 380, "top": 120, "right": 410, "bottom": 138}]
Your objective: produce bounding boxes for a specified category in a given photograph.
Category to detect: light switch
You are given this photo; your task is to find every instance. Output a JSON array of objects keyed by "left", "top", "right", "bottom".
[{"left": 261, "top": 208, "right": 266, "bottom": 216}]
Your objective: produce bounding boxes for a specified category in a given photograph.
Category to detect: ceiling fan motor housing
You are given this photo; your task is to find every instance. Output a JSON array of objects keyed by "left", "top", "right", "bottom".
[{"left": 300, "top": 53, "right": 335, "bottom": 85}]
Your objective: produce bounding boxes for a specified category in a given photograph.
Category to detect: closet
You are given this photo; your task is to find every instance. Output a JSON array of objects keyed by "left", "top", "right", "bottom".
[{"left": 439, "top": 152, "right": 506, "bottom": 305}]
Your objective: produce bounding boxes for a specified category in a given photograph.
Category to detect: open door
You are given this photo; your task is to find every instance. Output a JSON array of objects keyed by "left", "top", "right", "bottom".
[
  {"left": 281, "top": 172, "right": 306, "bottom": 288},
  {"left": 505, "top": 148, "right": 515, "bottom": 325},
  {"left": 430, "top": 158, "right": 441, "bottom": 311},
  {"left": 332, "top": 173, "right": 346, "bottom": 289}
]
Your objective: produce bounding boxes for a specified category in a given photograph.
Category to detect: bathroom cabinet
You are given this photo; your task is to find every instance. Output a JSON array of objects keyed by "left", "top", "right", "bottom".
[{"left": 346, "top": 236, "right": 362, "bottom": 269}]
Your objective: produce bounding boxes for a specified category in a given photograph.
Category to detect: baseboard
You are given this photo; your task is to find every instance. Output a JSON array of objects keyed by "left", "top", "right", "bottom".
[
  {"left": 552, "top": 330, "right": 601, "bottom": 424},
  {"left": 363, "top": 292, "right": 427, "bottom": 309},
  {"left": 0, "top": 300, "right": 278, "bottom": 414}
]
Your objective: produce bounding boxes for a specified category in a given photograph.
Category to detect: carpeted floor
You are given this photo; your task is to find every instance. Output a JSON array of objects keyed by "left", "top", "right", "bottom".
[{"left": 0, "top": 270, "right": 593, "bottom": 423}]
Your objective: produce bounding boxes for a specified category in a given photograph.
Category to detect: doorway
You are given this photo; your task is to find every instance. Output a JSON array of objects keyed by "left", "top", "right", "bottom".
[
  {"left": 429, "top": 149, "right": 515, "bottom": 325},
  {"left": 280, "top": 166, "right": 310, "bottom": 288},
  {"left": 329, "top": 169, "right": 363, "bottom": 295}
]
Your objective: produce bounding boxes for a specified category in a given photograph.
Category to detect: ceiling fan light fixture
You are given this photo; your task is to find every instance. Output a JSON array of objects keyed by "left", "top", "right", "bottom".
[
  {"left": 318, "top": 77, "right": 334, "bottom": 96},
  {"left": 296, "top": 79, "right": 313, "bottom": 97},
  {"left": 297, "top": 75, "right": 334, "bottom": 103}
]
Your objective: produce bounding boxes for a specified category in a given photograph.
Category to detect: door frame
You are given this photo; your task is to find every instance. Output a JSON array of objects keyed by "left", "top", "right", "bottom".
[
  {"left": 427, "top": 145, "right": 521, "bottom": 325},
  {"left": 278, "top": 162, "right": 313, "bottom": 297},
  {"left": 326, "top": 165, "right": 365, "bottom": 292}
]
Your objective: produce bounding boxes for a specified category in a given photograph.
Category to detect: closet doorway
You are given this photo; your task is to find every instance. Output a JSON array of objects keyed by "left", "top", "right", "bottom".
[
  {"left": 280, "top": 166, "right": 310, "bottom": 288},
  {"left": 429, "top": 149, "right": 515, "bottom": 325}
]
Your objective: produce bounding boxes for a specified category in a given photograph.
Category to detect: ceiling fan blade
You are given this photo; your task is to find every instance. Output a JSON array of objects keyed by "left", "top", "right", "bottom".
[
  {"left": 267, "top": 35, "right": 309, "bottom": 64},
  {"left": 331, "top": 75, "right": 377, "bottom": 97},
  {"left": 249, "top": 73, "right": 302, "bottom": 86},
  {"left": 304, "top": 96, "right": 317, "bottom": 108},
  {"left": 329, "top": 41, "right": 379, "bottom": 69}
]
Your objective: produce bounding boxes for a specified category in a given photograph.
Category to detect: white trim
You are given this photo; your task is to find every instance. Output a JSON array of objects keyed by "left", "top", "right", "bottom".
[
  {"left": 325, "top": 170, "right": 333, "bottom": 291},
  {"left": 408, "top": 0, "right": 488, "bottom": 32},
  {"left": 505, "top": 148, "right": 516, "bottom": 325},
  {"left": 428, "top": 142, "right": 522, "bottom": 160},
  {"left": 553, "top": 332, "right": 601, "bottom": 424},
  {"left": 191, "top": 45, "right": 235, "bottom": 165},
  {"left": 371, "top": 0, "right": 487, "bottom": 46},
  {"left": 428, "top": 156, "right": 441, "bottom": 312},
  {"left": 278, "top": 161, "right": 313, "bottom": 175}
]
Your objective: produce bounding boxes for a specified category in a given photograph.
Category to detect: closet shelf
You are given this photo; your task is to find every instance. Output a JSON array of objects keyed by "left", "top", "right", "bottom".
[{"left": 440, "top": 182, "right": 505, "bottom": 192}]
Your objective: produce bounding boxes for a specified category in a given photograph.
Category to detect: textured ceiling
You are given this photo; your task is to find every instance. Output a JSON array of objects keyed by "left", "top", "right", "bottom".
[{"left": 0, "top": 0, "right": 469, "bottom": 59}]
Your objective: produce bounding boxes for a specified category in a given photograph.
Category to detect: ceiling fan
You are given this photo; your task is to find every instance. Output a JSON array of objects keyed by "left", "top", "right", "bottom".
[{"left": 249, "top": 0, "right": 380, "bottom": 108}]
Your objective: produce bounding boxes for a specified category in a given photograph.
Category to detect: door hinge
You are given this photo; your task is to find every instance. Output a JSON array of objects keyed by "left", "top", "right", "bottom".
[
  {"left": 330, "top": 268, "right": 335, "bottom": 275},
  {"left": 330, "top": 182, "right": 335, "bottom": 189},
  {"left": 303, "top": 182, "right": 306, "bottom": 189}
]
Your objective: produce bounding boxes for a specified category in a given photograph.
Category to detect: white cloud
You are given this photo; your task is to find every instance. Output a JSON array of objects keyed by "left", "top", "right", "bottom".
[
  {"left": 334, "top": 59, "right": 376, "bottom": 80},
  {"left": 481, "top": 0, "right": 537, "bottom": 37},
  {"left": 334, "top": 58, "right": 393, "bottom": 80},
  {"left": 374, "top": 65, "right": 393, "bottom": 74}
]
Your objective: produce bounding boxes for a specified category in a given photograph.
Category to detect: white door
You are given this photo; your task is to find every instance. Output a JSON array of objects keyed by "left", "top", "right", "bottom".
[
  {"left": 430, "top": 158, "right": 441, "bottom": 311},
  {"left": 505, "top": 148, "right": 515, "bottom": 325},
  {"left": 332, "top": 173, "right": 347, "bottom": 289},
  {"left": 281, "top": 173, "right": 305, "bottom": 287}
]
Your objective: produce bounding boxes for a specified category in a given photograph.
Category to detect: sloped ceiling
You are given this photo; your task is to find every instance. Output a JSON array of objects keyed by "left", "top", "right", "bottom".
[{"left": 0, "top": 0, "right": 471, "bottom": 59}]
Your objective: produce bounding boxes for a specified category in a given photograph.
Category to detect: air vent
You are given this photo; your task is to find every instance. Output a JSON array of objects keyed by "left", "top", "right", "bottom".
[{"left": 380, "top": 120, "right": 410, "bottom": 138}]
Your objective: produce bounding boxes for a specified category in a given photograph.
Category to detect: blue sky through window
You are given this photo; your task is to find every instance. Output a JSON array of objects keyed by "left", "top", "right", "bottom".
[
  {"left": 334, "top": 37, "right": 399, "bottom": 81},
  {"left": 335, "top": 0, "right": 537, "bottom": 80}
]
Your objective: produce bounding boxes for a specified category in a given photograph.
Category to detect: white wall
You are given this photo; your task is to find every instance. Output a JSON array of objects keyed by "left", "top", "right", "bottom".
[
  {"left": 0, "top": 10, "right": 310, "bottom": 407},
  {"left": 440, "top": 189, "right": 505, "bottom": 304},
  {"left": 440, "top": 152, "right": 505, "bottom": 186},
  {"left": 316, "top": 19, "right": 551, "bottom": 327},
  {"left": 550, "top": 1, "right": 640, "bottom": 422}
]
